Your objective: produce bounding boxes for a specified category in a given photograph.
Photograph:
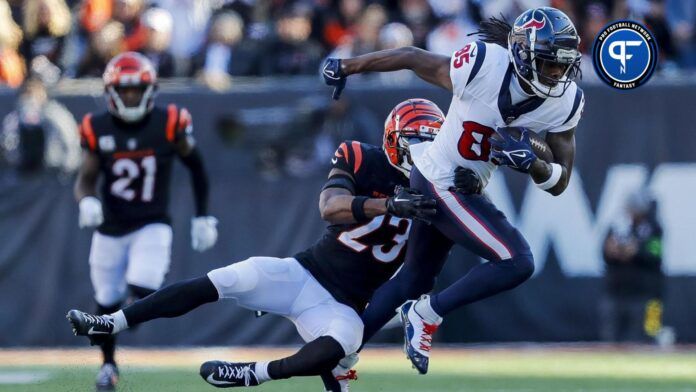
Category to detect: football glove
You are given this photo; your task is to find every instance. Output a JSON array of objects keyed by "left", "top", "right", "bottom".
[
  {"left": 322, "top": 58, "right": 346, "bottom": 100},
  {"left": 191, "top": 216, "right": 218, "bottom": 252},
  {"left": 386, "top": 186, "right": 437, "bottom": 224},
  {"left": 450, "top": 167, "right": 482, "bottom": 194},
  {"left": 489, "top": 127, "right": 538, "bottom": 173},
  {"left": 78, "top": 196, "right": 103, "bottom": 228}
]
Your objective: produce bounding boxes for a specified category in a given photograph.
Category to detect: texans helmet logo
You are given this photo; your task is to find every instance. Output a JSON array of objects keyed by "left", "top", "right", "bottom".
[{"left": 521, "top": 15, "right": 546, "bottom": 30}]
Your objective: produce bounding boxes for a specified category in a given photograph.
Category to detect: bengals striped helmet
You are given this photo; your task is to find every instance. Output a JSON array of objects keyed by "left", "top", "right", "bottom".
[
  {"left": 383, "top": 98, "right": 444, "bottom": 175},
  {"left": 103, "top": 52, "right": 157, "bottom": 122}
]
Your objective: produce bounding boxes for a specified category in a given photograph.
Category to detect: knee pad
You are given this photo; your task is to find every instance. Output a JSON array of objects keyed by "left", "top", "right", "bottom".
[{"left": 327, "top": 319, "right": 364, "bottom": 356}]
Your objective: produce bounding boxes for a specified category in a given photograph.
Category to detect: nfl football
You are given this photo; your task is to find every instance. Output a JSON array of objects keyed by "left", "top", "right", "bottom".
[{"left": 490, "top": 127, "right": 555, "bottom": 164}]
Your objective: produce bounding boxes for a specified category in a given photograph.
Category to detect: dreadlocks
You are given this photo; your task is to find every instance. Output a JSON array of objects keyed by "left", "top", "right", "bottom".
[{"left": 468, "top": 16, "right": 512, "bottom": 48}]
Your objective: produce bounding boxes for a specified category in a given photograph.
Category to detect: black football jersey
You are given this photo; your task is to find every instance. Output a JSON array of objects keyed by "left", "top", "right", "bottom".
[
  {"left": 295, "top": 141, "right": 411, "bottom": 311},
  {"left": 79, "top": 104, "right": 192, "bottom": 235}
]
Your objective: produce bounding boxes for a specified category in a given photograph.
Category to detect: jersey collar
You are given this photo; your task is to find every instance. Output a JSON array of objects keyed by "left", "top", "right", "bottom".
[{"left": 498, "top": 64, "right": 546, "bottom": 124}]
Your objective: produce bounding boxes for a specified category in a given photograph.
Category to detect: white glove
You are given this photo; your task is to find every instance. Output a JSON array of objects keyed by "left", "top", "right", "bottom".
[
  {"left": 191, "top": 216, "right": 218, "bottom": 252},
  {"left": 78, "top": 196, "right": 103, "bottom": 228}
]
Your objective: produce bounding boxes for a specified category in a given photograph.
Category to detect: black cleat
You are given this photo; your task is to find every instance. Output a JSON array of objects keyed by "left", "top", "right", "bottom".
[
  {"left": 95, "top": 363, "right": 119, "bottom": 391},
  {"left": 66, "top": 309, "right": 115, "bottom": 346},
  {"left": 200, "top": 361, "right": 260, "bottom": 388}
]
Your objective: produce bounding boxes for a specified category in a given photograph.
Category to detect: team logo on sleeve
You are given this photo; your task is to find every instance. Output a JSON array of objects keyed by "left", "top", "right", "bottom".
[{"left": 592, "top": 20, "right": 657, "bottom": 90}]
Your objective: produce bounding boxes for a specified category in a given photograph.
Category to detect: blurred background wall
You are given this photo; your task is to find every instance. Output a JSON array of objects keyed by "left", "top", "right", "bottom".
[{"left": 0, "top": 77, "right": 695, "bottom": 346}]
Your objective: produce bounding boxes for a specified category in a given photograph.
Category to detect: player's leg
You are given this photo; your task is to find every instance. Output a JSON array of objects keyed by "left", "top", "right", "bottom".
[
  {"left": 399, "top": 167, "right": 534, "bottom": 373},
  {"left": 124, "top": 223, "right": 173, "bottom": 299},
  {"left": 200, "top": 258, "right": 362, "bottom": 390},
  {"left": 86, "top": 231, "right": 129, "bottom": 390},
  {"left": 420, "top": 186, "right": 534, "bottom": 316}
]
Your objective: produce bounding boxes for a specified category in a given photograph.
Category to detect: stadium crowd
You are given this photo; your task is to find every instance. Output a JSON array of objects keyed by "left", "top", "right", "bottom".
[{"left": 0, "top": 0, "right": 694, "bottom": 89}]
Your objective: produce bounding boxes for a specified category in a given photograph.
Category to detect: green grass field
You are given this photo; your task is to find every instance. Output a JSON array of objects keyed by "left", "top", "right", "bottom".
[{"left": 1, "top": 347, "right": 695, "bottom": 391}]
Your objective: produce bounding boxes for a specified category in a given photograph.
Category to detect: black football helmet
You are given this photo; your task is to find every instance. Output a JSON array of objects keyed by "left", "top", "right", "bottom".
[{"left": 508, "top": 7, "right": 581, "bottom": 98}]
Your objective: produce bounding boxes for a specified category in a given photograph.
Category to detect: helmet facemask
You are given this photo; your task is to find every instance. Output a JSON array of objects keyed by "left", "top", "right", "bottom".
[{"left": 106, "top": 84, "right": 156, "bottom": 123}]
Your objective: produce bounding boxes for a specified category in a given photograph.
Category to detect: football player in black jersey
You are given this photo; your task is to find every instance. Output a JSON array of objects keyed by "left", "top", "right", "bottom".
[
  {"left": 68, "top": 99, "right": 480, "bottom": 391},
  {"left": 72, "top": 52, "right": 218, "bottom": 390}
]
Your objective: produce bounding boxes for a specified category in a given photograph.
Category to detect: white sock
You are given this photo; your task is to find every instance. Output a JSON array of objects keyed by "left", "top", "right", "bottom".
[
  {"left": 109, "top": 310, "right": 129, "bottom": 334},
  {"left": 254, "top": 361, "right": 270, "bottom": 383},
  {"left": 414, "top": 295, "right": 443, "bottom": 325}
]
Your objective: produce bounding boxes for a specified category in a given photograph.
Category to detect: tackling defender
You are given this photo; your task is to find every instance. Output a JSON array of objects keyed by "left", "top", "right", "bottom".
[
  {"left": 68, "top": 99, "right": 481, "bottom": 390},
  {"left": 323, "top": 7, "right": 585, "bottom": 373},
  {"left": 74, "top": 52, "right": 218, "bottom": 390}
]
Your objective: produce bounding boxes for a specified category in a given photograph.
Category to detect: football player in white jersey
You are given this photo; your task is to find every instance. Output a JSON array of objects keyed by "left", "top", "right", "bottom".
[{"left": 322, "top": 7, "right": 584, "bottom": 374}]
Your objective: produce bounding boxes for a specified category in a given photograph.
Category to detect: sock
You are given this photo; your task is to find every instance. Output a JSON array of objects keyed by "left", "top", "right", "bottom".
[
  {"left": 96, "top": 302, "right": 121, "bottom": 365},
  {"left": 122, "top": 276, "right": 219, "bottom": 327},
  {"left": 267, "top": 336, "right": 345, "bottom": 379},
  {"left": 254, "top": 361, "right": 270, "bottom": 383},
  {"left": 110, "top": 310, "right": 128, "bottom": 334},
  {"left": 414, "top": 295, "right": 443, "bottom": 325},
  {"left": 430, "top": 256, "right": 534, "bottom": 316}
]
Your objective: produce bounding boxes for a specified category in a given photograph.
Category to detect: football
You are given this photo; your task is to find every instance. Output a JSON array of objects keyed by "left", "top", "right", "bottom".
[{"left": 490, "top": 127, "right": 555, "bottom": 163}]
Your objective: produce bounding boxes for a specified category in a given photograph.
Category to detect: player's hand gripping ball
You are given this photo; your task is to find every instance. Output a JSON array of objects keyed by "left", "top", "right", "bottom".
[
  {"left": 386, "top": 186, "right": 437, "bottom": 224},
  {"left": 191, "top": 216, "right": 218, "bottom": 252},
  {"left": 489, "top": 127, "right": 554, "bottom": 173}
]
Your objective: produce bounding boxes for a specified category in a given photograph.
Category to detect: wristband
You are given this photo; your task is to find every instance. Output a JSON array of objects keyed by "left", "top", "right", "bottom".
[
  {"left": 351, "top": 196, "right": 369, "bottom": 223},
  {"left": 536, "top": 163, "right": 563, "bottom": 190}
]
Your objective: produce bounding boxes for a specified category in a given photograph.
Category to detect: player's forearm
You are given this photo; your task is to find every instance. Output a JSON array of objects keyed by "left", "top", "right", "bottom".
[
  {"left": 320, "top": 195, "right": 387, "bottom": 224},
  {"left": 74, "top": 175, "right": 97, "bottom": 202},
  {"left": 529, "top": 159, "right": 569, "bottom": 196}
]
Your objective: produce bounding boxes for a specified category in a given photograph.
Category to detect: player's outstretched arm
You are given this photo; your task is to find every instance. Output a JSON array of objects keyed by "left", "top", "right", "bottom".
[
  {"left": 319, "top": 168, "right": 387, "bottom": 224},
  {"left": 322, "top": 47, "right": 452, "bottom": 98},
  {"left": 529, "top": 127, "right": 575, "bottom": 196}
]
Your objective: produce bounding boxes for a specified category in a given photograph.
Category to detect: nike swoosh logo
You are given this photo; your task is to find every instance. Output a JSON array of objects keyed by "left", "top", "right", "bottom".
[
  {"left": 510, "top": 152, "right": 528, "bottom": 158},
  {"left": 88, "top": 327, "right": 110, "bottom": 335},
  {"left": 206, "top": 373, "right": 235, "bottom": 386},
  {"left": 331, "top": 157, "right": 338, "bottom": 164},
  {"left": 393, "top": 197, "right": 411, "bottom": 202}
]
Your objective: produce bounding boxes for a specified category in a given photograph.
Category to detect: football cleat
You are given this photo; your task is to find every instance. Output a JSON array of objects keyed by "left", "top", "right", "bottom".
[
  {"left": 95, "top": 363, "right": 119, "bottom": 391},
  {"left": 66, "top": 309, "right": 114, "bottom": 346},
  {"left": 200, "top": 361, "right": 260, "bottom": 388},
  {"left": 399, "top": 299, "right": 441, "bottom": 375},
  {"left": 329, "top": 353, "right": 359, "bottom": 391}
]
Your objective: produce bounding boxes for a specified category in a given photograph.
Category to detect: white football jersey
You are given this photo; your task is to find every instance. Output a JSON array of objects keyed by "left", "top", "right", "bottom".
[{"left": 411, "top": 41, "right": 584, "bottom": 189}]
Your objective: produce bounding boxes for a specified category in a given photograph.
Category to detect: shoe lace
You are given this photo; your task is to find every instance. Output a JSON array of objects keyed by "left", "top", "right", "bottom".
[
  {"left": 219, "top": 364, "right": 256, "bottom": 386},
  {"left": 336, "top": 369, "right": 358, "bottom": 381},
  {"left": 84, "top": 313, "right": 113, "bottom": 329},
  {"left": 418, "top": 323, "right": 439, "bottom": 352}
]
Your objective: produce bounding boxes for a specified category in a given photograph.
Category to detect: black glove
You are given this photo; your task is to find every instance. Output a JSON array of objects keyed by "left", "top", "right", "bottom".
[
  {"left": 322, "top": 58, "right": 346, "bottom": 100},
  {"left": 449, "top": 167, "right": 482, "bottom": 194},
  {"left": 386, "top": 186, "right": 437, "bottom": 224}
]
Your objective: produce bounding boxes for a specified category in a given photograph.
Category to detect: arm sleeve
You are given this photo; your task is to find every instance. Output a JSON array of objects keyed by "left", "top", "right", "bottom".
[
  {"left": 323, "top": 141, "right": 364, "bottom": 193},
  {"left": 79, "top": 113, "right": 97, "bottom": 152},
  {"left": 166, "top": 104, "right": 194, "bottom": 144}
]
